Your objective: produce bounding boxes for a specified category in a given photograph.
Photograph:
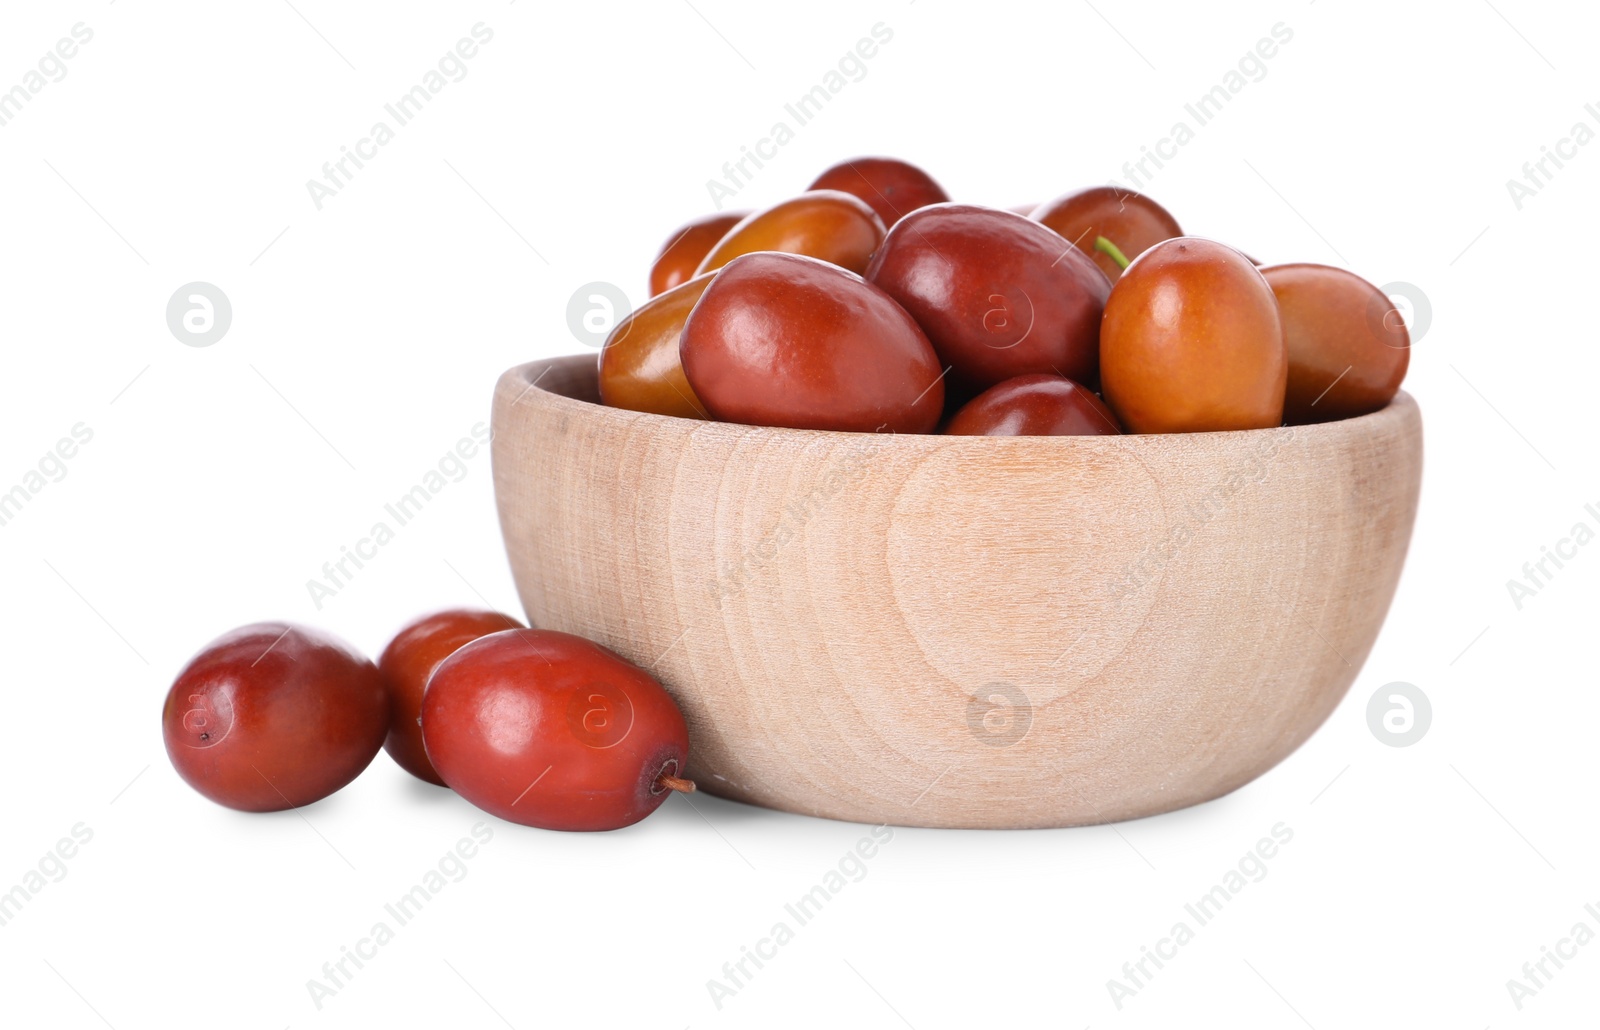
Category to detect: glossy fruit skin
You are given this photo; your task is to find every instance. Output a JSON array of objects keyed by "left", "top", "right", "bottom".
[
  {"left": 1262, "top": 263, "right": 1410, "bottom": 424},
  {"left": 807, "top": 157, "right": 950, "bottom": 228},
  {"left": 162, "top": 623, "right": 388, "bottom": 812},
  {"left": 680, "top": 252, "right": 945, "bottom": 433},
  {"left": 599, "top": 273, "right": 714, "bottom": 419},
  {"left": 695, "top": 191, "right": 886, "bottom": 277},
  {"left": 865, "top": 204, "right": 1110, "bottom": 390},
  {"left": 420, "top": 629, "right": 689, "bottom": 831},
  {"left": 378, "top": 609, "right": 525, "bottom": 786},
  {"left": 1032, "top": 186, "right": 1182, "bottom": 282},
  {"left": 1100, "top": 237, "right": 1287, "bottom": 434},
  {"left": 945, "top": 374, "right": 1122, "bottom": 436},
  {"left": 649, "top": 212, "right": 746, "bottom": 296}
]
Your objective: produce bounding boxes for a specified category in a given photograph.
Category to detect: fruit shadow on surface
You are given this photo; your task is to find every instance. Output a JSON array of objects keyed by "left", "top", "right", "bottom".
[
  {"left": 373, "top": 760, "right": 1259, "bottom": 835},
  {"left": 243, "top": 787, "right": 352, "bottom": 820},
  {"left": 395, "top": 770, "right": 458, "bottom": 805},
  {"left": 381, "top": 765, "right": 791, "bottom": 831},
  {"left": 649, "top": 787, "right": 795, "bottom": 830}
]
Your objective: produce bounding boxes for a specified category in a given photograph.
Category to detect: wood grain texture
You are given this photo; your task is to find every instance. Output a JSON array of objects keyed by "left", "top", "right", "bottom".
[{"left": 492, "top": 355, "right": 1423, "bottom": 829}]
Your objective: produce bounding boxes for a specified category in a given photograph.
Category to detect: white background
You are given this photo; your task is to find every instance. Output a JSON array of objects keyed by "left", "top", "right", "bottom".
[{"left": 1, "top": 1, "right": 1595, "bottom": 1027}]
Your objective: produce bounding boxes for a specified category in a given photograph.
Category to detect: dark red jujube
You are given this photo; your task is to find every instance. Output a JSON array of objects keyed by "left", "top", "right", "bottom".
[
  {"left": 807, "top": 156, "right": 949, "bottom": 228},
  {"left": 378, "top": 608, "right": 525, "bottom": 786},
  {"left": 420, "top": 629, "right": 691, "bottom": 831},
  {"left": 680, "top": 252, "right": 945, "bottom": 433},
  {"left": 944, "top": 374, "right": 1122, "bottom": 436},
  {"left": 162, "top": 623, "right": 388, "bottom": 812},
  {"left": 866, "top": 204, "right": 1111, "bottom": 390}
]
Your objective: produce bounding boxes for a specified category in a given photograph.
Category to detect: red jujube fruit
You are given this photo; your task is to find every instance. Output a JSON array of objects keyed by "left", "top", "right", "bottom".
[
  {"left": 649, "top": 211, "right": 747, "bottom": 296},
  {"left": 680, "top": 252, "right": 945, "bottom": 433},
  {"left": 944, "top": 374, "right": 1122, "bottom": 436},
  {"left": 1099, "top": 237, "right": 1287, "bottom": 434},
  {"left": 378, "top": 608, "right": 525, "bottom": 786},
  {"left": 420, "top": 629, "right": 692, "bottom": 831},
  {"left": 807, "top": 156, "right": 949, "bottom": 228},
  {"left": 866, "top": 204, "right": 1111, "bottom": 391},
  {"left": 162, "top": 623, "right": 388, "bottom": 812},
  {"left": 1261, "top": 263, "right": 1410, "bottom": 424}
]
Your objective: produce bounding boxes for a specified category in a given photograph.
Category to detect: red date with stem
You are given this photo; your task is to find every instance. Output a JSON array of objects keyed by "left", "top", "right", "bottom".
[{"left": 421, "top": 629, "right": 693, "bottom": 831}]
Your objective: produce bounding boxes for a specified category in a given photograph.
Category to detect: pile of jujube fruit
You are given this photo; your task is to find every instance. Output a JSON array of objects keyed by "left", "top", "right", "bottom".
[
  {"left": 601, "top": 157, "right": 1410, "bottom": 435},
  {"left": 162, "top": 612, "right": 694, "bottom": 831},
  {"left": 162, "top": 159, "right": 1411, "bottom": 833}
]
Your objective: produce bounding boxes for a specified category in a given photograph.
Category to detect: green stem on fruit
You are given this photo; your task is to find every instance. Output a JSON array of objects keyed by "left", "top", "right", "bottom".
[{"left": 1095, "top": 235, "right": 1132, "bottom": 270}]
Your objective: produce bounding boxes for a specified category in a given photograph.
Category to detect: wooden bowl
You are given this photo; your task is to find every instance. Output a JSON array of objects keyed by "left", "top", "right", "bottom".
[{"left": 491, "top": 356, "right": 1422, "bottom": 829}]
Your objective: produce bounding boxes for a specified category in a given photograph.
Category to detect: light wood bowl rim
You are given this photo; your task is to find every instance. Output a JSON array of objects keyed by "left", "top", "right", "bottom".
[{"left": 506, "top": 353, "right": 1417, "bottom": 449}]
